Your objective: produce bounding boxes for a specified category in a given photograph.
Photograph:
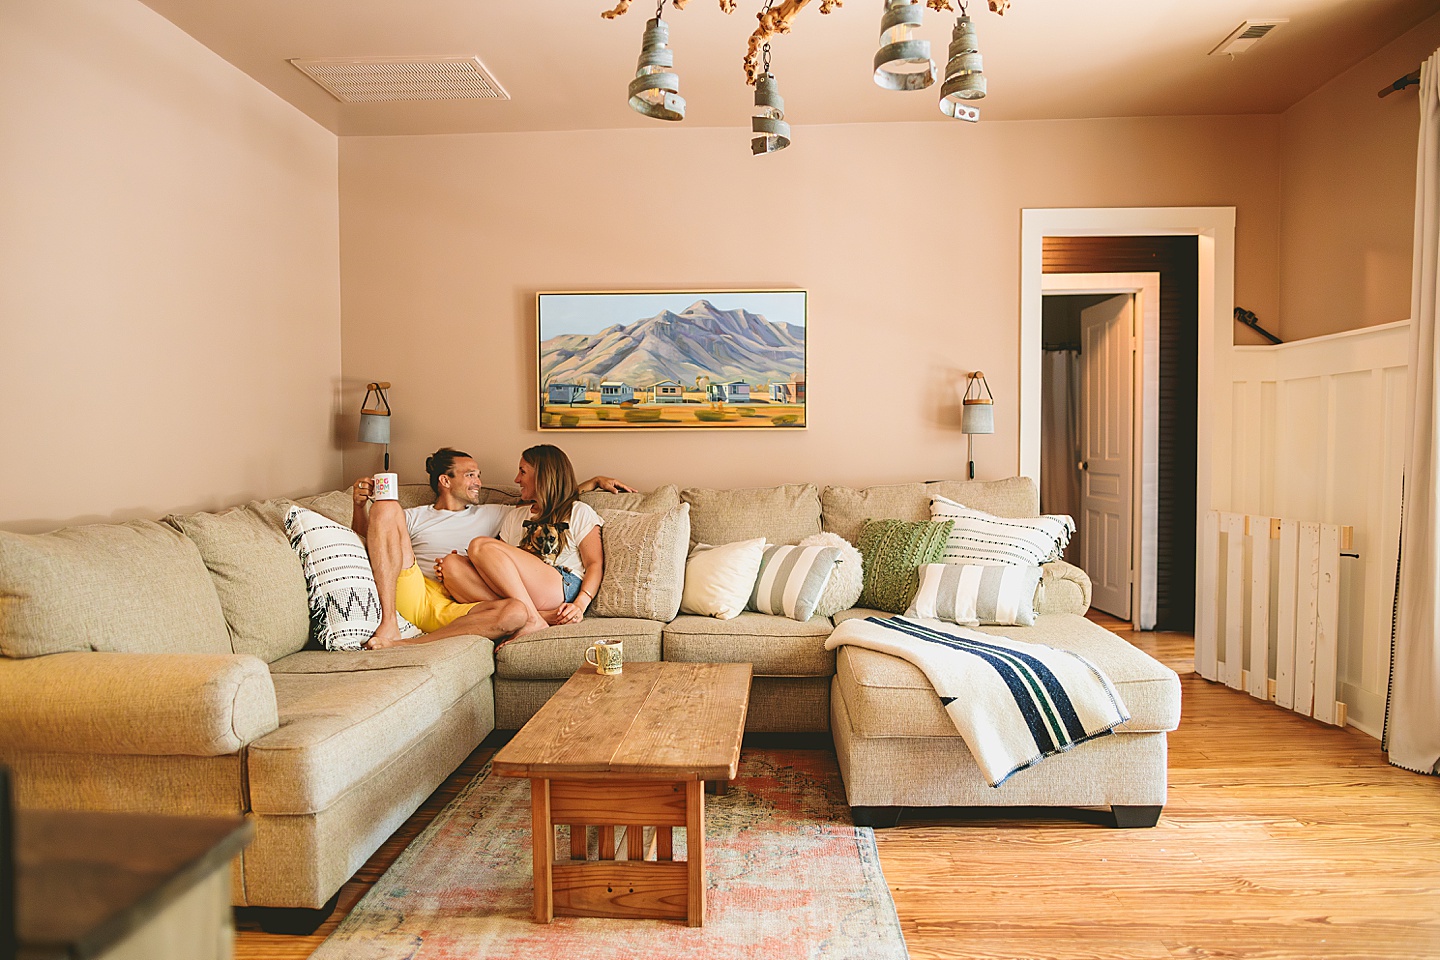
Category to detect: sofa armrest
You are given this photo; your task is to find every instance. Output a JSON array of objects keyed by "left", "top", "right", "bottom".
[
  {"left": 1038, "top": 560, "right": 1091, "bottom": 615},
  {"left": 0, "top": 652, "right": 278, "bottom": 756}
]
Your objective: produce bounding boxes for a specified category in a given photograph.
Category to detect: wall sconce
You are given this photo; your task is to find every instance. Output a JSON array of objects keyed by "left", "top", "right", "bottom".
[
  {"left": 358, "top": 381, "right": 392, "bottom": 470},
  {"left": 961, "top": 370, "right": 994, "bottom": 480}
]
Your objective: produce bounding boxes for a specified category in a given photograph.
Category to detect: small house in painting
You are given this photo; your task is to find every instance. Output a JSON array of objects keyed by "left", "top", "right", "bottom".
[
  {"left": 706, "top": 380, "right": 751, "bottom": 403},
  {"left": 650, "top": 380, "right": 684, "bottom": 403},
  {"left": 546, "top": 382, "right": 588, "bottom": 404},
  {"left": 769, "top": 380, "right": 805, "bottom": 403},
  {"left": 600, "top": 381, "right": 634, "bottom": 404}
]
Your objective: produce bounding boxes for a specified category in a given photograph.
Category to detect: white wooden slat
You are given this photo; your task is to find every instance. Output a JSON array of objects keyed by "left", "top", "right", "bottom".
[
  {"left": 1275, "top": 519, "right": 1298, "bottom": 709},
  {"left": 1196, "top": 511, "right": 1220, "bottom": 681},
  {"left": 1222, "top": 512, "right": 1245, "bottom": 690},
  {"left": 1313, "top": 523, "right": 1342, "bottom": 724},
  {"left": 1294, "top": 522, "right": 1321, "bottom": 716},
  {"left": 1246, "top": 516, "right": 1272, "bottom": 700}
]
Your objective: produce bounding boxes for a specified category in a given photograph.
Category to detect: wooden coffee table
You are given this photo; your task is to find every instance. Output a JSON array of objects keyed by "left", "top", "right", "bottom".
[{"left": 492, "top": 660, "right": 751, "bottom": 927}]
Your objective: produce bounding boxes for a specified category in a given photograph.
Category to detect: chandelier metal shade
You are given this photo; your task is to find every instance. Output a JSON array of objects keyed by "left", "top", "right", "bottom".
[
  {"left": 751, "top": 72, "right": 791, "bottom": 154},
  {"left": 939, "top": 14, "right": 987, "bottom": 117},
  {"left": 627, "top": 13, "right": 686, "bottom": 121},
  {"left": 873, "top": 0, "right": 936, "bottom": 92}
]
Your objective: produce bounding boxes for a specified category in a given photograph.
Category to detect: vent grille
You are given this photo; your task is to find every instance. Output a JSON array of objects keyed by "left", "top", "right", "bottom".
[
  {"left": 1209, "top": 20, "right": 1288, "bottom": 56},
  {"left": 288, "top": 57, "right": 509, "bottom": 103}
]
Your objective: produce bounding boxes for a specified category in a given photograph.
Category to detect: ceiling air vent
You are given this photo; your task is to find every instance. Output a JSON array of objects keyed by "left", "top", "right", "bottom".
[
  {"left": 288, "top": 56, "right": 510, "bottom": 103},
  {"left": 1209, "top": 20, "right": 1288, "bottom": 57}
]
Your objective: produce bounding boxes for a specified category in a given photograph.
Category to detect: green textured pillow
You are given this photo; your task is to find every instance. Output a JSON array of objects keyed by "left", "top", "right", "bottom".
[{"left": 856, "top": 518, "right": 954, "bottom": 614}]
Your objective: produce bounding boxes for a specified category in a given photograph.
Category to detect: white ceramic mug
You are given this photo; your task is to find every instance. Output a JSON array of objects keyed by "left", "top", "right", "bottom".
[
  {"left": 372, "top": 473, "right": 399, "bottom": 501},
  {"left": 585, "top": 638, "right": 623, "bottom": 675}
]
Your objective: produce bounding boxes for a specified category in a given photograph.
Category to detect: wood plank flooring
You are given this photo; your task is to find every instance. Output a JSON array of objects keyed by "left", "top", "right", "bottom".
[{"left": 235, "top": 616, "right": 1440, "bottom": 959}]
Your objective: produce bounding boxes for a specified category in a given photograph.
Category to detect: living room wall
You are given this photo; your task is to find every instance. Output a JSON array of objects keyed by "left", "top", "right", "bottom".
[
  {"left": 0, "top": 0, "right": 342, "bottom": 534},
  {"left": 1278, "top": 10, "right": 1440, "bottom": 341},
  {"left": 340, "top": 115, "right": 1280, "bottom": 493}
]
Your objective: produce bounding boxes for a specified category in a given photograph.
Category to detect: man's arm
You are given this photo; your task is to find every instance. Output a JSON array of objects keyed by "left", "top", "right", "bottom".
[
  {"left": 578, "top": 475, "right": 637, "bottom": 494},
  {"left": 351, "top": 478, "right": 374, "bottom": 538}
]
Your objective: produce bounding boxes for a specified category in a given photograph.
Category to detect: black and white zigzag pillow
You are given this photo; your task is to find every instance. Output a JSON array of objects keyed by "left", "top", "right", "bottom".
[{"left": 284, "top": 505, "right": 423, "bottom": 651}]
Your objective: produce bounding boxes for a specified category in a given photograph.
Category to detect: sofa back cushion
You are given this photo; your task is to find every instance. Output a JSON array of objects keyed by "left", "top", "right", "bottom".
[
  {"left": 167, "top": 501, "right": 311, "bottom": 662},
  {"left": 581, "top": 484, "right": 681, "bottom": 515},
  {"left": 821, "top": 477, "right": 1039, "bottom": 545},
  {"left": 0, "top": 520, "right": 232, "bottom": 658},
  {"left": 681, "top": 483, "right": 821, "bottom": 549}
]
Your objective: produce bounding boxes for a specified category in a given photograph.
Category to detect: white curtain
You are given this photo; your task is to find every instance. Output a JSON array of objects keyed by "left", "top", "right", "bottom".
[
  {"left": 1387, "top": 49, "right": 1440, "bottom": 776},
  {"left": 1040, "top": 349, "right": 1082, "bottom": 563}
]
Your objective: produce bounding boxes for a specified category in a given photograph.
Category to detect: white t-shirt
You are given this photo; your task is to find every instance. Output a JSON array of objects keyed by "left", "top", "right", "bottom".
[
  {"left": 404, "top": 504, "right": 509, "bottom": 581},
  {"left": 497, "top": 501, "right": 604, "bottom": 577}
]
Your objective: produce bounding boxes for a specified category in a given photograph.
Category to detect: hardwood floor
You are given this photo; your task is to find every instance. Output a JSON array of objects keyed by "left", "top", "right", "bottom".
[{"left": 235, "top": 617, "right": 1440, "bottom": 959}]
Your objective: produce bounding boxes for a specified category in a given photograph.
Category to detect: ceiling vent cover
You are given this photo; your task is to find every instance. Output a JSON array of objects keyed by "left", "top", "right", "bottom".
[
  {"left": 288, "top": 56, "right": 510, "bottom": 103},
  {"left": 1209, "top": 20, "right": 1288, "bottom": 57}
]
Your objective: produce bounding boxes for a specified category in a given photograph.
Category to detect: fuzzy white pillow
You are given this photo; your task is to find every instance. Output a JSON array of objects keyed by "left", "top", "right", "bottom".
[
  {"left": 680, "top": 538, "right": 767, "bottom": 620},
  {"left": 798, "top": 531, "right": 864, "bottom": 617}
]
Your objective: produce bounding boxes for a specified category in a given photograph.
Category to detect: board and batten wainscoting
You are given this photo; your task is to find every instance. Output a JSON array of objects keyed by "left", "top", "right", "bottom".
[{"left": 1214, "top": 319, "right": 1409, "bottom": 737}]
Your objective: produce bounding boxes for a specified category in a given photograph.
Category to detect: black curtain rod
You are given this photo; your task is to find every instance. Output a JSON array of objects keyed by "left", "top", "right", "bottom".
[{"left": 1379, "top": 67, "right": 1421, "bottom": 98}]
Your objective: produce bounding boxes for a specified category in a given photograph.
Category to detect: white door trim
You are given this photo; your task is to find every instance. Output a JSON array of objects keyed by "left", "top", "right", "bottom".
[
  {"left": 1043, "top": 275, "right": 1159, "bottom": 629},
  {"left": 1020, "top": 206, "right": 1236, "bottom": 629}
]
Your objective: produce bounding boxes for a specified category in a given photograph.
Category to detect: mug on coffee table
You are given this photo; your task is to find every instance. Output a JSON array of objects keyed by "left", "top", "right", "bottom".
[{"left": 585, "top": 639, "right": 623, "bottom": 675}]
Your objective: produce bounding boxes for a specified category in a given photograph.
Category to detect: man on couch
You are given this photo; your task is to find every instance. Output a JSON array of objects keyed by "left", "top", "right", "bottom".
[{"left": 352, "top": 447, "right": 631, "bottom": 649}]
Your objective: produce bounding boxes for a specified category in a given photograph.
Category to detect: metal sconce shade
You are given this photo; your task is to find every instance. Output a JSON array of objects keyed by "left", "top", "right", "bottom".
[
  {"left": 961, "top": 370, "right": 995, "bottom": 434},
  {"left": 628, "top": 17, "right": 686, "bottom": 120},
  {"left": 873, "top": 0, "right": 936, "bottom": 91},
  {"left": 358, "top": 412, "right": 390, "bottom": 444},
  {"left": 940, "top": 14, "right": 987, "bottom": 115},
  {"left": 751, "top": 73, "right": 791, "bottom": 155}
]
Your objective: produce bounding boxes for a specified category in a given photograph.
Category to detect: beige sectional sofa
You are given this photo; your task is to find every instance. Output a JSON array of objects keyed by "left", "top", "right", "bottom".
[{"left": 0, "top": 475, "right": 1180, "bottom": 916}]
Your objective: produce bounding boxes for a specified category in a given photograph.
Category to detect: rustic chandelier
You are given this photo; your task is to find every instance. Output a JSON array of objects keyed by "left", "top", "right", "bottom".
[{"left": 608, "top": 0, "right": 1008, "bottom": 147}]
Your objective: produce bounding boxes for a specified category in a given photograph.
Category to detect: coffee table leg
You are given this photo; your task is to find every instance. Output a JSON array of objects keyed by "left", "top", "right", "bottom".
[
  {"left": 686, "top": 779, "right": 705, "bottom": 927},
  {"left": 531, "top": 778, "right": 554, "bottom": 923}
]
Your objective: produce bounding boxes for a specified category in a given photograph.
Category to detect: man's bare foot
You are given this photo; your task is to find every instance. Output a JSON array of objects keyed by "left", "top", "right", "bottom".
[{"left": 364, "top": 624, "right": 404, "bottom": 649}]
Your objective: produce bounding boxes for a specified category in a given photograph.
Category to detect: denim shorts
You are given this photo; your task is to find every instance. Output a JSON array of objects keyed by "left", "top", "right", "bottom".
[{"left": 557, "top": 567, "right": 582, "bottom": 604}]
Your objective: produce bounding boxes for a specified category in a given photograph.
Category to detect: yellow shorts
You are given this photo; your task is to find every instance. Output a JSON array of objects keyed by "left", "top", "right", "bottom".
[{"left": 395, "top": 563, "right": 477, "bottom": 634}]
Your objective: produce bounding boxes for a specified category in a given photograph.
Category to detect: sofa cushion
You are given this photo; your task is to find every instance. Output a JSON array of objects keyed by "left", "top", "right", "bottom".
[
  {"left": 495, "top": 618, "right": 663, "bottom": 680},
  {"left": 0, "top": 520, "right": 231, "bottom": 658},
  {"left": 662, "top": 612, "right": 834, "bottom": 677},
  {"left": 291, "top": 489, "right": 355, "bottom": 526},
  {"left": 590, "top": 504, "right": 689, "bottom": 621},
  {"left": 682, "top": 483, "right": 821, "bottom": 549},
  {"left": 581, "top": 484, "right": 681, "bottom": 515},
  {"left": 269, "top": 634, "right": 494, "bottom": 711},
  {"left": 248, "top": 667, "right": 444, "bottom": 815},
  {"left": 166, "top": 502, "right": 311, "bottom": 662},
  {"left": 821, "top": 478, "right": 1040, "bottom": 545},
  {"left": 832, "top": 610, "right": 1181, "bottom": 736}
]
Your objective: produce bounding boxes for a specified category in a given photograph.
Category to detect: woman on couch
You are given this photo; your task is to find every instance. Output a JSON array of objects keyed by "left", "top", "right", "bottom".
[{"left": 439, "top": 444, "right": 604, "bottom": 639}]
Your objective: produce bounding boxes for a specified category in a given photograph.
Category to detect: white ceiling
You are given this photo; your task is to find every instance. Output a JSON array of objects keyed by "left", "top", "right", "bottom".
[{"left": 138, "top": 0, "right": 1438, "bottom": 136}]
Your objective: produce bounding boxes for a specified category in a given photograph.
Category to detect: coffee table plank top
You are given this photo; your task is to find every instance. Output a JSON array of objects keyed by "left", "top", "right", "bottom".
[{"left": 493, "top": 661, "right": 752, "bottom": 781}]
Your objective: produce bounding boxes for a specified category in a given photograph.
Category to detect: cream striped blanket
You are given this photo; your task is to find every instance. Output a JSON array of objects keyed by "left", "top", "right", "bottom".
[{"left": 825, "top": 616, "right": 1130, "bottom": 786}]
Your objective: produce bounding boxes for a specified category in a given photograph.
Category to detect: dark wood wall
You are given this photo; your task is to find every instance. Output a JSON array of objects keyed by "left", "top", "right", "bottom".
[{"left": 1043, "top": 236, "right": 1198, "bottom": 632}]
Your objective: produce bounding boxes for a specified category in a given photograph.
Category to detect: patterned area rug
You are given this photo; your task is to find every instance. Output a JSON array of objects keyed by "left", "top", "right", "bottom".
[{"left": 312, "top": 749, "right": 908, "bottom": 960}]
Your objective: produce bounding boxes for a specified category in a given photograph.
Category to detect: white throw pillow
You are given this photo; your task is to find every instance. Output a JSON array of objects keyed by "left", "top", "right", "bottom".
[
  {"left": 747, "top": 543, "right": 843, "bottom": 622},
  {"left": 284, "top": 506, "right": 423, "bottom": 650},
  {"left": 798, "top": 532, "right": 864, "bottom": 617},
  {"left": 905, "top": 562, "right": 1044, "bottom": 627},
  {"left": 680, "top": 538, "right": 767, "bottom": 620},
  {"left": 929, "top": 495, "right": 1075, "bottom": 567}
]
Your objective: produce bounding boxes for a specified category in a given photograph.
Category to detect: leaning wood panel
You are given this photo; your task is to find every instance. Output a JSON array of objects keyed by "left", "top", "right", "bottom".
[
  {"left": 1274, "top": 520, "right": 1299, "bottom": 709},
  {"left": 1222, "top": 512, "right": 1245, "bottom": 689},
  {"left": 1195, "top": 511, "right": 1220, "bottom": 681},
  {"left": 1245, "top": 516, "right": 1272, "bottom": 701},
  {"left": 1294, "top": 522, "right": 1321, "bottom": 716},
  {"left": 1313, "top": 523, "right": 1342, "bottom": 724}
]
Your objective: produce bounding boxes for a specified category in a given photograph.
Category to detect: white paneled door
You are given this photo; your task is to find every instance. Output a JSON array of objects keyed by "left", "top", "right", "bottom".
[{"left": 1080, "top": 295, "right": 1134, "bottom": 619}]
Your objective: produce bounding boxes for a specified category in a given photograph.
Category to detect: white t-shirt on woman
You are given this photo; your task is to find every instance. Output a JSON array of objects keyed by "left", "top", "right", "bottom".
[{"left": 498, "top": 501, "right": 603, "bottom": 577}]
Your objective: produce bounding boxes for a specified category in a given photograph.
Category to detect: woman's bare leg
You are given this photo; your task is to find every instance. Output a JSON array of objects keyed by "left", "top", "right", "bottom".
[
  {"left": 466, "top": 538, "right": 566, "bottom": 637},
  {"left": 438, "top": 551, "right": 501, "bottom": 603}
]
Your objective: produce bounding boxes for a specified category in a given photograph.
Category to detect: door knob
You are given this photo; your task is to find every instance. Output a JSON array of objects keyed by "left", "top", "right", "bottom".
[{"left": 1078, "top": 460, "right": 1088, "bottom": 471}]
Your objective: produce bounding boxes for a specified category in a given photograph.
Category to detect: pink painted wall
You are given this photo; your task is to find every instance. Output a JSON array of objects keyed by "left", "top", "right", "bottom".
[
  {"left": 340, "top": 115, "right": 1281, "bottom": 493},
  {"left": 1278, "top": 10, "right": 1440, "bottom": 340},
  {"left": 0, "top": 0, "right": 343, "bottom": 533}
]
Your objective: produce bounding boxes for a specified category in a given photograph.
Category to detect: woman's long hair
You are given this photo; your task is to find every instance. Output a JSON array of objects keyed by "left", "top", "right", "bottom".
[{"left": 518, "top": 444, "right": 579, "bottom": 562}]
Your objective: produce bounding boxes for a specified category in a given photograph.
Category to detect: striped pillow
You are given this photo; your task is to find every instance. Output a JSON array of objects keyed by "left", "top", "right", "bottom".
[
  {"left": 905, "top": 562, "right": 1043, "bottom": 627},
  {"left": 929, "top": 495, "right": 1075, "bottom": 567},
  {"left": 748, "top": 544, "right": 843, "bottom": 622}
]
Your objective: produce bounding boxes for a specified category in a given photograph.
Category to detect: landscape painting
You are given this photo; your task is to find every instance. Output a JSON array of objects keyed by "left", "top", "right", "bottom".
[{"left": 537, "top": 290, "right": 807, "bottom": 430}]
